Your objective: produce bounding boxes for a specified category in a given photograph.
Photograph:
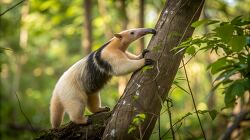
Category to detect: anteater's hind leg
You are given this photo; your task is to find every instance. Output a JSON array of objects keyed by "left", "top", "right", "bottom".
[
  {"left": 64, "top": 99, "right": 88, "bottom": 124},
  {"left": 87, "top": 93, "right": 110, "bottom": 113}
]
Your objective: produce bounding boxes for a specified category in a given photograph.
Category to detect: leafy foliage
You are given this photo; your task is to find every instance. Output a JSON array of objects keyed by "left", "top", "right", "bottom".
[
  {"left": 128, "top": 113, "right": 146, "bottom": 134},
  {"left": 175, "top": 16, "right": 250, "bottom": 107},
  {"left": 1, "top": 0, "right": 250, "bottom": 139}
]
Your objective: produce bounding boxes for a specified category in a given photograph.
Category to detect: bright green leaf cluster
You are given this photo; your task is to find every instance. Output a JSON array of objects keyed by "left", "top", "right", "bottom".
[
  {"left": 128, "top": 113, "right": 146, "bottom": 134},
  {"left": 142, "top": 65, "right": 154, "bottom": 72},
  {"left": 175, "top": 16, "right": 250, "bottom": 107}
]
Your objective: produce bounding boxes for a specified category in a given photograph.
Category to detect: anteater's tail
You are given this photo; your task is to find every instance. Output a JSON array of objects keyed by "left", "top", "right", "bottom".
[{"left": 50, "top": 94, "right": 64, "bottom": 128}]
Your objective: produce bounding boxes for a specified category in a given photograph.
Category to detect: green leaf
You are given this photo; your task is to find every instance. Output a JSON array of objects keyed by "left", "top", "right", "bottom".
[
  {"left": 231, "top": 16, "right": 242, "bottom": 25},
  {"left": 132, "top": 118, "right": 140, "bottom": 124},
  {"left": 173, "top": 38, "right": 192, "bottom": 52},
  {"left": 214, "top": 68, "right": 238, "bottom": 82},
  {"left": 224, "top": 80, "right": 245, "bottom": 106},
  {"left": 208, "top": 110, "right": 218, "bottom": 120},
  {"left": 224, "top": 86, "right": 235, "bottom": 107},
  {"left": 231, "top": 81, "right": 246, "bottom": 97},
  {"left": 215, "top": 24, "right": 234, "bottom": 43},
  {"left": 191, "top": 19, "right": 208, "bottom": 28},
  {"left": 128, "top": 126, "right": 136, "bottom": 134},
  {"left": 209, "top": 57, "right": 228, "bottom": 74},
  {"left": 229, "top": 36, "right": 246, "bottom": 52},
  {"left": 234, "top": 26, "right": 244, "bottom": 35},
  {"left": 131, "top": 113, "right": 146, "bottom": 125},
  {"left": 142, "top": 65, "right": 153, "bottom": 72},
  {"left": 186, "top": 46, "right": 196, "bottom": 55},
  {"left": 207, "top": 20, "right": 220, "bottom": 25},
  {"left": 230, "top": 16, "right": 250, "bottom": 26},
  {"left": 136, "top": 113, "right": 146, "bottom": 120}
]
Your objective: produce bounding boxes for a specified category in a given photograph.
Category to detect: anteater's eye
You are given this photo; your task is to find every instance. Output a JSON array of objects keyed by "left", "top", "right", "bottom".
[{"left": 130, "top": 32, "right": 134, "bottom": 35}]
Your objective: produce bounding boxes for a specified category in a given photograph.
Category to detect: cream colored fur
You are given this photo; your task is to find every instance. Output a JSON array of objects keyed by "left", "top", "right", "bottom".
[
  {"left": 50, "top": 58, "right": 89, "bottom": 128},
  {"left": 50, "top": 28, "right": 154, "bottom": 128}
]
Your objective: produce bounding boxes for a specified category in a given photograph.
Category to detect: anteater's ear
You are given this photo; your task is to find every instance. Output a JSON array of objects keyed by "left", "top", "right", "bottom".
[{"left": 114, "top": 33, "right": 122, "bottom": 39}]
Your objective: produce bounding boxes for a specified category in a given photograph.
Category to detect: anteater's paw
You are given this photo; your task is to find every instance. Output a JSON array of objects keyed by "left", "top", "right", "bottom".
[
  {"left": 95, "top": 106, "right": 110, "bottom": 113},
  {"left": 142, "top": 49, "right": 150, "bottom": 58},
  {"left": 71, "top": 117, "right": 89, "bottom": 125},
  {"left": 145, "top": 59, "right": 154, "bottom": 66},
  {"left": 103, "top": 106, "right": 110, "bottom": 112}
]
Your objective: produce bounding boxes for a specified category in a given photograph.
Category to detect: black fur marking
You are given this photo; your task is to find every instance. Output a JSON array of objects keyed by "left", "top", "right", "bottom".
[
  {"left": 83, "top": 41, "right": 112, "bottom": 94},
  {"left": 95, "top": 43, "right": 112, "bottom": 73}
]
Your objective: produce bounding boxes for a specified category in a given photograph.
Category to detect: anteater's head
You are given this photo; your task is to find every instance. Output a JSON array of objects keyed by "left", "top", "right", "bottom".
[{"left": 114, "top": 28, "right": 156, "bottom": 46}]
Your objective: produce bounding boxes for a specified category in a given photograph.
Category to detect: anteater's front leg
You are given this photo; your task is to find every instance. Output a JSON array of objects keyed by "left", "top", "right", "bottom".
[{"left": 112, "top": 58, "right": 154, "bottom": 76}]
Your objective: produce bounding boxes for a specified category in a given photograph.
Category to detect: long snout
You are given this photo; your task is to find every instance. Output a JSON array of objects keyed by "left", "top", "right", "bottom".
[{"left": 138, "top": 28, "right": 156, "bottom": 36}]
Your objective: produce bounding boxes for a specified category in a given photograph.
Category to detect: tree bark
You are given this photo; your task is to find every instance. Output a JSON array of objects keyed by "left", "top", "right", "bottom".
[
  {"left": 82, "top": 0, "right": 92, "bottom": 56},
  {"left": 102, "top": 0, "right": 204, "bottom": 139},
  {"left": 37, "top": 0, "right": 204, "bottom": 139},
  {"left": 117, "top": 0, "right": 129, "bottom": 96},
  {"left": 138, "top": 0, "right": 145, "bottom": 52},
  {"left": 37, "top": 112, "right": 111, "bottom": 140}
]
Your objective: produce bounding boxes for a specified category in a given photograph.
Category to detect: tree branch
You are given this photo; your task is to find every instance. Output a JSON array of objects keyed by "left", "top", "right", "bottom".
[
  {"left": 0, "top": 0, "right": 26, "bottom": 16},
  {"left": 36, "top": 112, "right": 111, "bottom": 140}
]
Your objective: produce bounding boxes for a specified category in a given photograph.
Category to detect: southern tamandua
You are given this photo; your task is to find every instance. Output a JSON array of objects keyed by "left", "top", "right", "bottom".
[{"left": 50, "top": 28, "right": 156, "bottom": 128}]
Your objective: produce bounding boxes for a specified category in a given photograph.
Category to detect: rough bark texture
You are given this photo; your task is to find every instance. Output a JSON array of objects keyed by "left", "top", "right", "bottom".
[
  {"left": 37, "top": 0, "right": 204, "bottom": 139},
  {"left": 36, "top": 112, "right": 111, "bottom": 140},
  {"left": 118, "top": 0, "right": 129, "bottom": 96},
  {"left": 102, "top": 0, "right": 204, "bottom": 139}
]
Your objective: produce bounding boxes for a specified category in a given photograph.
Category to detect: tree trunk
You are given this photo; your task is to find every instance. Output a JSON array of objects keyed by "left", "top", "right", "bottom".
[
  {"left": 102, "top": 0, "right": 204, "bottom": 139},
  {"left": 117, "top": 0, "right": 128, "bottom": 30},
  {"left": 10, "top": 0, "right": 29, "bottom": 131},
  {"left": 82, "top": 0, "right": 92, "bottom": 56},
  {"left": 37, "top": 0, "right": 204, "bottom": 139},
  {"left": 97, "top": 0, "right": 113, "bottom": 38},
  {"left": 138, "top": 0, "right": 145, "bottom": 52},
  {"left": 117, "top": 0, "right": 129, "bottom": 96}
]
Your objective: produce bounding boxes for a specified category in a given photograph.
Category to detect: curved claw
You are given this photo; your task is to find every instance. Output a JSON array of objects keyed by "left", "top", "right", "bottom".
[
  {"left": 94, "top": 106, "right": 110, "bottom": 114},
  {"left": 145, "top": 59, "right": 154, "bottom": 66},
  {"left": 142, "top": 49, "right": 150, "bottom": 58}
]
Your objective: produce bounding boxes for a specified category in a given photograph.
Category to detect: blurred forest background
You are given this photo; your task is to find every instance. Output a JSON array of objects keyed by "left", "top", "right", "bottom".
[{"left": 0, "top": 0, "right": 249, "bottom": 139}]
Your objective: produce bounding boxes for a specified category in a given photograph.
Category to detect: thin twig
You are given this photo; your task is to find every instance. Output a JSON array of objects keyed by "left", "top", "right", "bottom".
[
  {"left": 179, "top": 53, "right": 195, "bottom": 69},
  {"left": 14, "top": 92, "right": 36, "bottom": 135},
  {"left": 142, "top": 115, "right": 154, "bottom": 138},
  {"left": 0, "top": 0, "right": 26, "bottom": 16},
  {"left": 173, "top": 82, "right": 190, "bottom": 95},
  {"left": 158, "top": 114, "right": 161, "bottom": 140},
  {"left": 139, "top": 125, "right": 143, "bottom": 140},
  {"left": 166, "top": 99, "right": 175, "bottom": 140},
  {"left": 181, "top": 59, "right": 206, "bottom": 140},
  {"left": 161, "top": 113, "right": 188, "bottom": 138}
]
